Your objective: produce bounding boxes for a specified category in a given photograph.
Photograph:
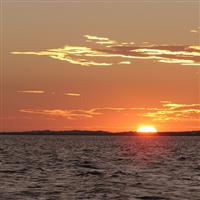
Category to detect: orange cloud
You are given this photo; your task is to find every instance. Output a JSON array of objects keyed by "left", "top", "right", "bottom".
[
  {"left": 19, "top": 102, "right": 200, "bottom": 122},
  {"left": 12, "top": 35, "right": 200, "bottom": 67},
  {"left": 84, "top": 35, "right": 117, "bottom": 45},
  {"left": 84, "top": 35, "right": 111, "bottom": 41},
  {"left": 191, "top": 30, "right": 198, "bottom": 33},
  {"left": 64, "top": 93, "right": 80, "bottom": 97},
  {"left": 190, "top": 27, "right": 200, "bottom": 33},
  {"left": 118, "top": 61, "right": 131, "bottom": 65},
  {"left": 20, "top": 108, "right": 101, "bottom": 120},
  {"left": 17, "top": 90, "right": 45, "bottom": 94},
  {"left": 19, "top": 107, "right": 158, "bottom": 120},
  {"left": 12, "top": 46, "right": 112, "bottom": 67},
  {"left": 142, "top": 102, "right": 200, "bottom": 122}
]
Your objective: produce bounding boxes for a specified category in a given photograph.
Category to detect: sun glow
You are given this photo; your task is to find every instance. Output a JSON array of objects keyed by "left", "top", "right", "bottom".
[{"left": 136, "top": 125, "right": 157, "bottom": 134}]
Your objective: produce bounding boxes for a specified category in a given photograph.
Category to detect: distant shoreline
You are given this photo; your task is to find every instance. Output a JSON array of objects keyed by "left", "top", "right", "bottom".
[{"left": 0, "top": 130, "right": 199, "bottom": 136}]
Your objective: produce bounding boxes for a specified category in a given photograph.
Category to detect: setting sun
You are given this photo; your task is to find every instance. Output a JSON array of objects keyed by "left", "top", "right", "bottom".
[{"left": 136, "top": 125, "right": 158, "bottom": 134}]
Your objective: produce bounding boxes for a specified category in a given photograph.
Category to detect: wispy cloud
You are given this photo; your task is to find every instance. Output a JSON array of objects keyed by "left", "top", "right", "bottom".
[
  {"left": 12, "top": 46, "right": 112, "bottom": 67},
  {"left": 84, "top": 35, "right": 111, "bottom": 41},
  {"left": 118, "top": 61, "right": 131, "bottom": 65},
  {"left": 84, "top": 35, "right": 117, "bottom": 45},
  {"left": 20, "top": 108, "right": 101, "bottom": 119},
  {"left": 64, "top": 93, "right": 80, "bottom": 97},
  {"left": 17, "top": 90, "right": 45, "bottom": 94},
  {"left": 190, "top": 27, "right": 200, "bottom": 33},
  {"left": 19, "top": 107, "right": 154, "bottom": 120},
  {"left": 142, "top": 101, "right": 200, "bottom": 122},
  {"left": 191, "top": 30, "right": 198, "bottom": 33},
  {"left": 20, "top": 102, "right": 200, "bottom": 122},
  {"left": 11, "top": 36, "right": 200, "bottom": 67}
]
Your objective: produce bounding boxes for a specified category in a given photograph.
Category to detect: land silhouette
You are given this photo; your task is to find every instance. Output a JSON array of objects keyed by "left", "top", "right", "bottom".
[{"left": 0, "top": 130, "right": 199, "bottom": 136}]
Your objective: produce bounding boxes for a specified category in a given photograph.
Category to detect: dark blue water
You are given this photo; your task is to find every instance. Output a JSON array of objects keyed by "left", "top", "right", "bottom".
[{"left": 0, "top": 136, "right": 200, "bottom": 200}]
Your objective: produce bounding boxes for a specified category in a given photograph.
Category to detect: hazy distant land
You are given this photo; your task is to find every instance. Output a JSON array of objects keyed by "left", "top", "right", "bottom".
[{"left": 0, "top": 130, "right": 199, "bottom": 136}]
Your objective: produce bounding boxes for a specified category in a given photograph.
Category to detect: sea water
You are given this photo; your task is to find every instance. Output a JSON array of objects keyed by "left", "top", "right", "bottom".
[{"left": 0, "top": 135, "right": 199, "bottom": 200}]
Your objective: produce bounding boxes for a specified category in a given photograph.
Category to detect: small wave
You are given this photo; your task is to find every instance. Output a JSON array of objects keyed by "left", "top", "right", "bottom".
[
  {"left": 138, "top": 196, "right": 168, "bottom": 200},
  {"left": 77, "top": 170, "right": 104, "bottom": 176}
]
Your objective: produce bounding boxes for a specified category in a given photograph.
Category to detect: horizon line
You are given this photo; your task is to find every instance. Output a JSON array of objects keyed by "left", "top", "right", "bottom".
[{"left": 0, "top": 129, "right": 200, "bottom": 134}]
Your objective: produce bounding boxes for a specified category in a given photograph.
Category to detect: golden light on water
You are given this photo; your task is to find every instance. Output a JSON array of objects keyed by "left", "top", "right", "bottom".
[{"left": 136, "top": 125, "right": 158, "bottom": 134}]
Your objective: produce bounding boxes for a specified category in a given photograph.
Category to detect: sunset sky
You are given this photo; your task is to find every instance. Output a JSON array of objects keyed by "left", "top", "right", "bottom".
[{"left": 1, "top": 0, "right": 200, "bottom": 132}]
